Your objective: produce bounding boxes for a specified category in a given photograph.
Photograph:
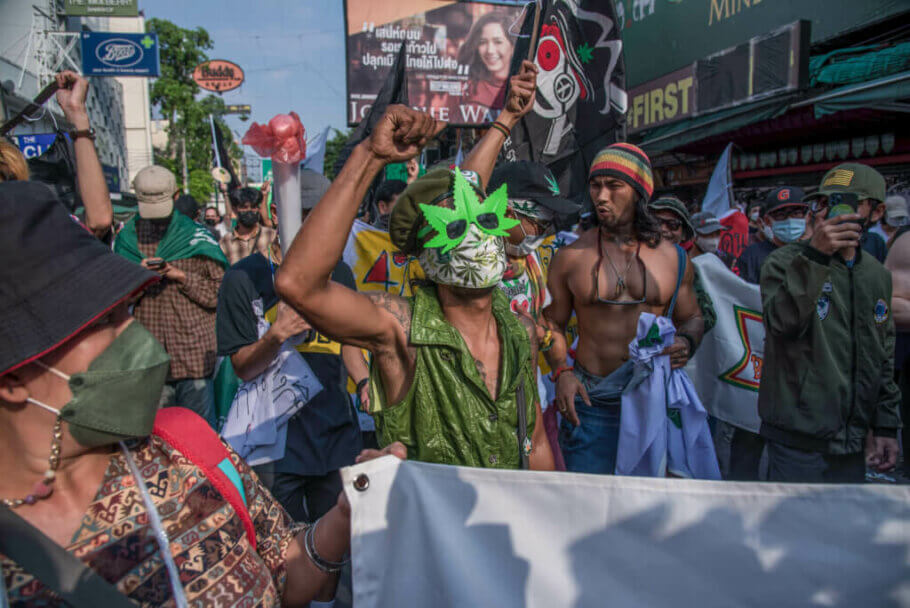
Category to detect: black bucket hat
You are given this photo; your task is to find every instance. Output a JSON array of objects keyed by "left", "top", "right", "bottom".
[
  {"left": 488, "top": 161, "right": 582, "bottom": 224},
  {"left": 0, "top": 181, "right": 158, "bottom": 376}
]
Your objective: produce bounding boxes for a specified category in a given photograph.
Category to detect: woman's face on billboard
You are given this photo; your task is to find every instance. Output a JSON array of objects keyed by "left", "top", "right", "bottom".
[{"left": 478, "top": 22, "right": 512, "bottom": 79}]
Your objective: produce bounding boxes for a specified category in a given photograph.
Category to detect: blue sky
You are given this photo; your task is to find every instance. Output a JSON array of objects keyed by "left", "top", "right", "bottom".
[{"left": 143, "top": 0, "right": 348, "bottom": 144}]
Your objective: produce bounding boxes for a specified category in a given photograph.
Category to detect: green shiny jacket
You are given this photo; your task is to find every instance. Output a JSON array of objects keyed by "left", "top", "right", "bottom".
[{"left": 369, "top": 285, "right": 538, "bottom": 468}]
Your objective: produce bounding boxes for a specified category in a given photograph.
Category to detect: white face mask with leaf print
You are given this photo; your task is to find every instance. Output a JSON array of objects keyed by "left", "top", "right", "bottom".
[
  {"left": 419, "top": 223, "right": 508, "bottom": 289},
  {"left": 416, "top": 168, "right": 516, "bottom": 289}
]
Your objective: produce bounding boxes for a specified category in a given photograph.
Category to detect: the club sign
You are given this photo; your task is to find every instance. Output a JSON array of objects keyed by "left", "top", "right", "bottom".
[
  {"left": 193, "top": 60, "right": 245, "bottom": 93},
  {"left": 81, "top": 32, "right": 160, "bottom": 77}
]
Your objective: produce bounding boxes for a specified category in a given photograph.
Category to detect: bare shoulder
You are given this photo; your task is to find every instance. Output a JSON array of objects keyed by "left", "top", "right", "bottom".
[
  {"left": 515, "top": 312, "right": 539, "bottom": 359},
  {"left": 564, "top": 227, "right": 599, "bottom": 251},
  {"left": 886, "top": 231, "right": 910, "bottom": 272},
  {"left": 366, "top": 292, "right": 412, "bottom": 337}
]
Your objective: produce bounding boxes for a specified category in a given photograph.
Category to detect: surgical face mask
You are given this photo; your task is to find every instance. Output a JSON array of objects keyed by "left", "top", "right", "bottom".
[
  {"left": 419, "top": 223, "right": 507, "bottom": 289},
  {"left": 27, "top": 322, "right": 170, "bottom": 447},
  {"left": 771, "top": 218, "right": 806, "bottom": 244},
  {"left": 237, "top": 210, "right": 260, "bottom": 228},
  {"left": 695, "top": 236, "right": 720, "bottom": 253},
  {"left": 505, "top": 218, "right": 552, "bottom": 258}
]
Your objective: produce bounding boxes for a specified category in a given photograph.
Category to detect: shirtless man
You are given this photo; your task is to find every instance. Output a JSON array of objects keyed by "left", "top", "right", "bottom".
[
  {"left": 543, "top": 143, "right": 704, "bottom": 474},
  {"left": 276, "top": 62, "right": 554, "bottom": 471}
]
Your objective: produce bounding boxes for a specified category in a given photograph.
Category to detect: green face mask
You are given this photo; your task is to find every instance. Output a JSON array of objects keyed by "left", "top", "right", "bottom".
[{"left": 31, "top": 321, "right": 170, "bottom": 447}]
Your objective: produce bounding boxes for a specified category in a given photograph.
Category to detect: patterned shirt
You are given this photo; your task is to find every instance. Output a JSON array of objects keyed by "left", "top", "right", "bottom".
[
  {"left": 1, "top": 436, "right": 302, "bottom": 607},
  {"left": 133, "top": 219, "right": 224, "bottom": 380},
  {"left": 220, "top": 226, "right": 282, "bottom": 267}
]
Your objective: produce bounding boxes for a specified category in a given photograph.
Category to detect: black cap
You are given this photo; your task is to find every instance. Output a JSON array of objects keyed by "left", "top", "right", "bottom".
[
  {"left": 763, "top": 186, "right": 807, "bottom": 215},
  {"left": 0, "top": 181, "right": 158, "bottom": 375},
  {"left": 488, "top": 161, "right": 582, "bottom": 220}
]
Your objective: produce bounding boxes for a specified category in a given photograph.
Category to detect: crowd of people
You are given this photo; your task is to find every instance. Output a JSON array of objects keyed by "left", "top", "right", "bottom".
[{"left": 0, "top": 63, "right": 907, "bottom": 606}]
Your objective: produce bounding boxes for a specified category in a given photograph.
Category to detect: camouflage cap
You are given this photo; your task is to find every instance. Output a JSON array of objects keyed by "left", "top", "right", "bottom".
[
  {"left": 388, "top": 167, "right": 486, "bottom": 255},
  {"left": 805, "top": 162, "right": 886, "bottom": 204}
]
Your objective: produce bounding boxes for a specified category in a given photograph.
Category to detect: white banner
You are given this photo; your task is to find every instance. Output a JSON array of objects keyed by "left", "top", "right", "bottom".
[
  {"left": 685, "top": 254, "right": 764, "bottom": 433},
  {"left": 344, "top": 457, "right": 910, "bottom": 607}
]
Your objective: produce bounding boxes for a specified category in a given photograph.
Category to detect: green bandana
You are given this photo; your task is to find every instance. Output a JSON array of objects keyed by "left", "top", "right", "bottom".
[
  {"left": 418, "top": 168, "right": 519, "bottom": 254},
  {"left": 115, "top": 212, "right": 228, "bottom": 267}
]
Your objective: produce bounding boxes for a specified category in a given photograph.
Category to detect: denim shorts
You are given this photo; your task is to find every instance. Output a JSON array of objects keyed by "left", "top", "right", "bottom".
[{"left": 557, "top": 363, "right": 630, "bottom": 475}]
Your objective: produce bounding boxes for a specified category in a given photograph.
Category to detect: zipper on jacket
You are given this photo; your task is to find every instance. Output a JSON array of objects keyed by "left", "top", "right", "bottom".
[{"left": 846, "top": 263, "right": 857, "bottom": 451}]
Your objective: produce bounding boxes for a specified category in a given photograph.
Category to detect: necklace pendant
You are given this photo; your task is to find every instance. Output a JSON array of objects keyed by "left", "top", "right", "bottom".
[{"left": 615, "top": 277, "right": 625, "bottom": 297}]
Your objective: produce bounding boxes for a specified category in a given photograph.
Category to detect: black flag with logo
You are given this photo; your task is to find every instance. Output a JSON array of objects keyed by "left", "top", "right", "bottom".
[
  {"left": 503, "top": 0, "right": 627, "bottom": 201},
  {"left": 212, "top": 118, "right": 241, "bottom": 191},
  {"left": 332, "top": 41, "right": 409, "bottom": 179}
]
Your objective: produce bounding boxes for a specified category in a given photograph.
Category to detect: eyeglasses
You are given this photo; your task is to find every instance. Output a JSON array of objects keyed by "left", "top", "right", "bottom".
[
  {"left": 593, "top": 234, "right": 647, "bottom": 306},
  {"left": 767, "top": 206, "right": 807, "bottom": 221},
  {"left": 658, "top": 218, "right": 683, "bottom": 231}
]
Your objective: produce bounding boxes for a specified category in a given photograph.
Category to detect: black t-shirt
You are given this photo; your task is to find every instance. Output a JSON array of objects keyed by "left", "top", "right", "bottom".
[
  {"left": 733, "top": 240, "right": 777, "bottom": 285},
  {"left": 216, "top": 253, "right": 361, "bottom": 475}
]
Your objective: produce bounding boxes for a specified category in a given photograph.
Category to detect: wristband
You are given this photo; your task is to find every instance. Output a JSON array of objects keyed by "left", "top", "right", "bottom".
[
  {"left": 303, "top": 518, "right": 349, "bottom": 574},
  {"left": 70, "top": 127, "right": 96, "bottom": 141},
  {"left": 490, "top": 121, "right": 511, "bottom": 139},
  {"left": 539, "top": 330, "right": 554, "bottom": 352},
  {"left": 356, "top": 377, "right": 369, "bottom": 393},
  {"left": 550, "top": 365, "right": 574, "bottom": 383}
]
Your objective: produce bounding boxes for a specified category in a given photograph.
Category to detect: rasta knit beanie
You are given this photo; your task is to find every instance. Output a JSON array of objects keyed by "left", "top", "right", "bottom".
[{"left": 589, "top": 143, "right": 654, "bottom": 202}]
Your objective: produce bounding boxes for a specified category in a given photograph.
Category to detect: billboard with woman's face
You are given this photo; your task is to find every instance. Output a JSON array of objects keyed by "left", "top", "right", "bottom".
[{"left": 345, "top": 0, "right": 526, "bottom": 126}]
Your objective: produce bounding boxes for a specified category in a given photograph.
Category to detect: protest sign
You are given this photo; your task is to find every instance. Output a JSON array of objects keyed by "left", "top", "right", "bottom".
[{"left": 344, "top": 456, "right": 910, "bottom": 607}]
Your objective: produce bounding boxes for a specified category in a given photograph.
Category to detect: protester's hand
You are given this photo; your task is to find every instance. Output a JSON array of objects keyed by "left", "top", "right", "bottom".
[
  {"left": 866, "top": 436, "right": 899, "bottom": 472},
  {"left": 54, "top": 71, "right": 90, "bottom": 129},
  {"left": 260, "top": 179, "right": 271, "bottom": 198},
  {"left": 661, "top": 336, "right": 691, "bottom": 369},
  {"left": 271, "top": 301, "right": 312, "bottom": 342},
  {"left": 366, "top": 105, "right": 446, "bottom": 165},
  {"left": 141, "top": 258, "right": 185, "bottom": 284},
  {"left": 514, "top": 306, "right": 547, "bottom": 344},
  {"left": 358, "top": 381, "right": 370, "bottom": 413},
  {"left": 808, "top": 213, "right": 862, "bottom": 256},
  {"left": 502, "top": 60, "right": 538, "bottom": 124},
  {"left": 555, "top": 372, "right": 588, "bottom": 426},
  {"left": 336, "top": 442, "right": 407, "bottom": 517}
]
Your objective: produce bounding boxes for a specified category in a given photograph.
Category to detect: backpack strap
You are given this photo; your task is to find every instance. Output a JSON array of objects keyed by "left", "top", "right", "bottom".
[
  {"left": 152, "top": 408, "right": 257, "bottom": 550},
  {"left": 516, "top": 381, "right": 530, "bottom": 470},
  {"left": 0, "top": 506, "right": 136, "bottom": 608},
  {"left": 666, "top": 244, "right": 687, "bottom": 319}
]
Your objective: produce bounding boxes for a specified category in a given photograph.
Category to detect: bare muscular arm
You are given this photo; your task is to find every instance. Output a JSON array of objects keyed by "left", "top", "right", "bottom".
[
  {"left": 460, "top": 61, "right": 538, "bottom": 188},
  {"left": 275, "top": 107, "right": 443, "bottom": 356},
  {"left": 665, "top": 255, "right": 704, "bottom": 368},
  {"left": 542, "top": 247, "right": 589, "bottom": 425},
  {"left": 886, "top": 232, "right": 910, "bottom": 331}
]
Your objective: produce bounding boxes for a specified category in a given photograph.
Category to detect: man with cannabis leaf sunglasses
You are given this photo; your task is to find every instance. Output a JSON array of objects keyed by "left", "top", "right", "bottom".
[{"left": 276, "top": 61, "right": 554, "bottom": 470}]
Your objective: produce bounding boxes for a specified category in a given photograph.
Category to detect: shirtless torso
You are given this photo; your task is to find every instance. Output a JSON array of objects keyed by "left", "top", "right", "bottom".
[{"left": 547, "top": 227, "right": 699, "bottom": 378}]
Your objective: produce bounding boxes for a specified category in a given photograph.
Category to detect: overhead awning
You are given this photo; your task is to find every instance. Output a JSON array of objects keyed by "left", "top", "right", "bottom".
[
  {"left": 793, "top": 70, "right": 910, "bottom": 117},
  {"left": 634, "top": 96, "right": 794, "bottom": 155}
]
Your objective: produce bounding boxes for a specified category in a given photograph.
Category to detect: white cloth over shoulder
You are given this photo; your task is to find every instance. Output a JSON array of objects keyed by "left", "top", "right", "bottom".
[
  {"left": 221, "top": 314, "right": 323, "bottom": 465},
  {"left": 617, "top": 312, "right": 721, "bottom": 479},
  {"left": 343, "top": 457, "right": 910, "bottom": 608}
]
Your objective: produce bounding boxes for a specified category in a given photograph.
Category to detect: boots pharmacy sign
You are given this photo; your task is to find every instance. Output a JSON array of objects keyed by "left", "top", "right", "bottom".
[
  {"left": 81, "top": 32, "right": 160, "bottom": 77},
  {"left": 193, "top": 60, "right": 246, "bottom": 93},
  {"left": 65, "top": 0, "right": 138, "bottom": 17}
]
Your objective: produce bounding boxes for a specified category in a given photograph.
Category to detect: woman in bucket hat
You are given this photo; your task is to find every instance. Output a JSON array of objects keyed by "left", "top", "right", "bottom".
[{"left": 0, "top": 181, "right": 399, "bottom": 607}]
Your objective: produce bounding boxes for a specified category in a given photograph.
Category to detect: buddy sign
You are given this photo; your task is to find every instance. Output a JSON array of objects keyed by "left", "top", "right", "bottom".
[
  {"left": 81, "top": 32, "right": 159, "bottom": 77},
  {"left": 193, "top": 60, "right": 245, "bottom": 93}
]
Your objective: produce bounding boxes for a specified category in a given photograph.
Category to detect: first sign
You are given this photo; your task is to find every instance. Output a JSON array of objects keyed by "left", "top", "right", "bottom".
[{"left": 81, "top": 32, "right": 160, "bottom": 77}]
